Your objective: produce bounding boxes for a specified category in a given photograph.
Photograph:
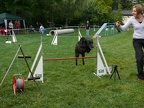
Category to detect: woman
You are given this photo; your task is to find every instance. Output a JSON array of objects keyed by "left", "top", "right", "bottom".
[
  {"left": 8, "top": 20, "right": 13, "bottom": 35},
  {"left": 116, "top": 4, "right": 144, "bottom": 80}
]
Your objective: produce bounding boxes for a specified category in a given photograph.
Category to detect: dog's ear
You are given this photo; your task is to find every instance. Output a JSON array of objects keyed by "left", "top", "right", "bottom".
[
  {"left": 79, "top": 37, "right": 85, "bottom": 45},
  {"left": 84, "top": 37, "right": 89, "bottom": 44},
  {"left": 80, "top": 37, "right": 85, "bottom": 42},
  {"left": 84, "top": 38, "right": 93, "bottom": 44}
]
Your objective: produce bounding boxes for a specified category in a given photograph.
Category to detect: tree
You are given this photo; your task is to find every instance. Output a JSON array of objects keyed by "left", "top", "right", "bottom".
[
  {"left": 57, "top": 0, "right": 84, "bottom": 26},
  {"left": 113, "top": 3, "right": 123, "bottom": 23},
  {"left": 0, "top": 0, "right": 128, "bottom": 27},
  {"left": 81, "top": 0, "right": 113, "bottom": 25}
]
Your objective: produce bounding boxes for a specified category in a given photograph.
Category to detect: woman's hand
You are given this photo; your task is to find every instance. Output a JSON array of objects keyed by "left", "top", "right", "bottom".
[{"left": 116, "top": 21, "right": 120, "bottom": 27}]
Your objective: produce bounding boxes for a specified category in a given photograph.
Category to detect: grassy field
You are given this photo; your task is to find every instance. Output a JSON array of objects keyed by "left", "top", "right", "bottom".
[{"left": 0, "top": 27, "right": 144, "bottom": 108}]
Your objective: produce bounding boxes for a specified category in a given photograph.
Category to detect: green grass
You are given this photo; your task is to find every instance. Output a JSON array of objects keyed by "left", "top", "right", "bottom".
[{"left": 0, "top": 28, "right": 144, "bottom": 108}]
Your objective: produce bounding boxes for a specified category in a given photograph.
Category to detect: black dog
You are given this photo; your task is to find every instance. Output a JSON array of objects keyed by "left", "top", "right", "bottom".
[{"left": 75, "top": 37, "right": 94, "bottom": 65}]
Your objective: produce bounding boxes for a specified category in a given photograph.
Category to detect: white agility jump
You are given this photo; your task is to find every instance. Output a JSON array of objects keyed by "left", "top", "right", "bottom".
[
  {"left": 50, "top": 24, "right": 111, "bottom": 77},
  {"left": 0, "top": 37, "right": 43, "bottom": 94},
  {"left": 94, "top": 23, "right": 111, "bottom": 76},
  {"left": 5, "top": 30, "right": 17, "bottom": 44},
  {"left": 27, "top": 37, "right": 43, "bottom": 83},
  {"left": 51, "top": 31, "right": 58, "bottom": 45}
]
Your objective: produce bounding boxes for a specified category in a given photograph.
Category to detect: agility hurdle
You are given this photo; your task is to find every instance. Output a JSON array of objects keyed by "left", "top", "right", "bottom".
[
  {"left": 43, "top": 56, "right": 96, "bottom": 61},
  {"left": 105, "top": 23, "right": 115, "bottom": 36},
  {"left": 0, "top": 44, "right": 40, "bottom": 94},
  {"left": 94, "top": 23, "right": 111, "bottom": 77},
  {"left": 0, "top": 37, "right": 43, "bottom": 94},
  {"left": 51, "top": 31, "right": 58, "bottom": 45},
  {"left": 27, "top": 37, "right": 43, "bottom": 83},
  {"left": 12, "top": 30, "right": 17, "bottom": 42},
  {"left": 5, "top": 29, "right": 17, "bottom": 44}
]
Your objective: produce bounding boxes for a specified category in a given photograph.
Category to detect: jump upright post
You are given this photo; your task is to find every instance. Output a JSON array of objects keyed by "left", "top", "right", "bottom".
[
  {"left": 26, "top": 36, "right": 44, "bottom": 83},
  {"left": 94, "top": 23, "right": 111, "bottom": 76}
]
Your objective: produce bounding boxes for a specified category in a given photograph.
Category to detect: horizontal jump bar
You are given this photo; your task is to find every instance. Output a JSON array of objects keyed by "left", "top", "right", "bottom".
[
  {"left": 18, "top": 55, "right": 31, "bottom": 58},
  {"left": 27, "top": 77, "right": 40, "bottom": 81},
  {"left": 43, "top": 56, "right": 96, "bottom": 61}
]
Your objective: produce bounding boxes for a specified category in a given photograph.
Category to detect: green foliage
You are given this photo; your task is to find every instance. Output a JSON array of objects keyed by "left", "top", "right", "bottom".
[
  {"left": 112, "top": 0, "right": 134, "bottom": 10},
  {"left": 1, "top": 0, "right": 141, "bottom": 27},
  {"left": 1, "top": 0, "right": 115, "bottom": 26},
  {"left": 81, "top": 0, "right": 113, "bottom": 24},
  {"left": 117, "top": 3, "right": 123, "bottom": 22},
  {"left": 0, "top": 27, "right": 144, "bottom": 107}
]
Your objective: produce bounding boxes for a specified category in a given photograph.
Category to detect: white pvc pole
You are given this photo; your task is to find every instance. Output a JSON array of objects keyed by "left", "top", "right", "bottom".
[
  {"left": 0, "top": 46, "right": 21, "bottom": 87},
  {"left": 95, "top": 23, "right": 107, "bottom": 35}
]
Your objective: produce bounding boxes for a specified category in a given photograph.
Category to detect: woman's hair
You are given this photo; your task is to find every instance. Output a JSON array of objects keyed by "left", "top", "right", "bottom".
[{"left": 133, "top": 4, "right": 143, "bottom": 15}]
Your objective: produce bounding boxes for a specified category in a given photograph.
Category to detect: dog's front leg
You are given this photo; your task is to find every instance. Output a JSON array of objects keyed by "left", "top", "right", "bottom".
[
  {"left": 75, "top": 53, "right": 79, "bottom": 65},
  {"left": 76, "top": 57, "right": 78, "bottom": 65},
  {"left": 75, "top": 55, "right": 79, "bottom": 65},
  {"left": 82, "top": 54, "right": 85, "bottom": 65}
]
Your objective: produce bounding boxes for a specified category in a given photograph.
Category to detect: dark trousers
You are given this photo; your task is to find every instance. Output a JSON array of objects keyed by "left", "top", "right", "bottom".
[
  {"left": 133, "top": 39, "right": 144, "bottom": 76},
  {"left": 9, "top": 28, "right": 12, "bottom": 35}
]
